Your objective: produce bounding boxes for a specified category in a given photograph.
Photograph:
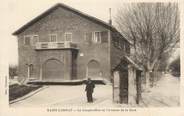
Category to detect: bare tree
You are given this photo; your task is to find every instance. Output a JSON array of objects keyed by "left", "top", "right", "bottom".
[{"left": 115, "top": 3, "right": 179, "bottom": 88}]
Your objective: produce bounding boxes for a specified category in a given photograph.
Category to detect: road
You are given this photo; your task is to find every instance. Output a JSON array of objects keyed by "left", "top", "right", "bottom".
[
  {"left": 10, "top": 84, "right": 115, "bottom": 107},
  {"left": 10, "top": 73, "right": 180, "bottom": 107},
  {"left": 141, "top": 74, "right": 180, "bottom": 107}
]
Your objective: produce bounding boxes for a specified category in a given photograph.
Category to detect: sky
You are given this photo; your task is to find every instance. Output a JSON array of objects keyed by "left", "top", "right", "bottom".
[{"left": 0, "top": 0, "right": 180, "bottom": 66}]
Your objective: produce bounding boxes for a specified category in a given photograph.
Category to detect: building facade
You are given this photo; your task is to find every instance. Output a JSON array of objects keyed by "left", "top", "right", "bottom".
[{"left": 13, "top": 3, "right": 141, "bottom": 104}]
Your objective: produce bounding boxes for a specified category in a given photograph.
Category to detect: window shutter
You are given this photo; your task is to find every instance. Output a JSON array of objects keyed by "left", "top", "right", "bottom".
[
  {"left": 85, "top": 32, "right": 92, "bottom": 44},
  {"left": 125, "top": 42, "right": 130, "bottom": 54},
  {"left": 101, "top": 31, "right": 108, "bottom": 43}
]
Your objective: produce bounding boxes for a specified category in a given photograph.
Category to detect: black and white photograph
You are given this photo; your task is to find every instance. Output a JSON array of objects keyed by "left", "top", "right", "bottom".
[{"left": 0, "top": 0, "right": 183, "bottom": 115}]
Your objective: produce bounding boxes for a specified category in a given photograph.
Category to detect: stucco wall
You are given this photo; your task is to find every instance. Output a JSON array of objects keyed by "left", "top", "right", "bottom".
[
  {"left": 17, "top": 6, "right": 110, "bottom": 82},
  {"left": 38, "top": 49, "right": 74, "bottom": 80},
  {"left": 17, "top": 36, "right": 39, "bottom": 82}
]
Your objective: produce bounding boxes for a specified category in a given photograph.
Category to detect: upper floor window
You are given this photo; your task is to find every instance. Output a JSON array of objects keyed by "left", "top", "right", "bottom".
[
  {"left": 49, "top": 34, "right": 57, "bottom": 42},
  {"left": 113, "top": 38, "right": 119, "bottom": 47},
  {"left": 93, "top": 31, "right": 101, "bottom": 43},
  {"left": 120, "top": 40, "right": 124, "bottom": 50},
  {"left": 125, "top": 43, "right": 130, "bottom": 54},
  {"left": 33, "top": 35, "right": 39, "bottom": 44},
  {"left": 84, "top": 31, "right": 108, "bottom": 44},
  {"left": 24, "top": 35, "right": 31, "bottom": 45},
  {"left": 65, "top": 33, "right": 72, "bottom": 42}
]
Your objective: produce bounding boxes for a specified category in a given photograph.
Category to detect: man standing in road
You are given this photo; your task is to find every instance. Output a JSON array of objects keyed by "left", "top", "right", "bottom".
[{"left": 85, "top": 78, "right": 95, "bottom": 103}]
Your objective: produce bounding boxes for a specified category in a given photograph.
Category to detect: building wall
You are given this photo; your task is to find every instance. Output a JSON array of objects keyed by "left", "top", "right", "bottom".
[
  {"left": 110, "top": 31, "right": 130, "bottom": 73},
  {"left": 17, "top": 36, "right": 39, "bottom": 82},
  {"left": 17, "top": 7, "right": 111, "bottom": 82},
  {"left": 38, "top": 49, "right": 75, "bottom": 81}
]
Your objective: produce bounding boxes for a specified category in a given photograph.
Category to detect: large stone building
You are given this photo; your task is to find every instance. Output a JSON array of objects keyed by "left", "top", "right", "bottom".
[{"left": 13, "top": 3, "right": 142, "bottom": 104}]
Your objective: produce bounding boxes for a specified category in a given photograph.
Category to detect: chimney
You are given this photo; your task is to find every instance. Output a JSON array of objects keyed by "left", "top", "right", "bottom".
[{"left": 109, "top": 8, "right": 112, "bottom": 25}]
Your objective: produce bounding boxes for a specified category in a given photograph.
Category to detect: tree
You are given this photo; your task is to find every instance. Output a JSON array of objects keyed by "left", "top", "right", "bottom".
[
  {"left": 169, "top": 56, "right": 180, "bottom": 77},
  {"left": 115, "top": 3, "right": 179, "bottom": 88}
]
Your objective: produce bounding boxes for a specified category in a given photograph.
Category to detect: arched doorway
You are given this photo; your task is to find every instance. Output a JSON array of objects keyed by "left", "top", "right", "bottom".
[
  {"left": 42, "top": 59, "right": 64, "bottom": 81},
  {"left": 87, "top": 60, "right": 101, "bottom": 78}
]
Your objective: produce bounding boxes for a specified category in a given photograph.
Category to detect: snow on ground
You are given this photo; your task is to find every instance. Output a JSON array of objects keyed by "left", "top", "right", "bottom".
[
  {"left": 141, "top": 73, "right": 180, "bottom": 107},
  {"left": 10, "top": 83, "right": 130, "bottom": 108},
  {"left": 10, "top": 73, "right": 179, "bottom": 108},
  {"left": 10, "top": 84, "right": 115, "bottom": 107}
]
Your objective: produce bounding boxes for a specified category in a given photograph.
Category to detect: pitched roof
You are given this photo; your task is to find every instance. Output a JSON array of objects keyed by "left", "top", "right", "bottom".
[
  {"left": 123, "top": 55, "right": 143, "bottom": 71},
  {"left": 112, "top": 55, "right": 142, "bottom": 71},
  {"left": 12, "top": 3, "right": 132, "bottom": 44}
]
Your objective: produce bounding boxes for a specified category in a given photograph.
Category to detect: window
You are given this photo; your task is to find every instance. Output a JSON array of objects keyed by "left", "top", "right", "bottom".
[
  {"left": 118, "top": 42, "right": 121, "bottom": 49},
  {"left": 24, "top": 35, "right": 31, "bottom": 45},
  {"left": 125, "top": 43, "right": 130, "bottom": 54},
  {"left": 65, "top": 33, "right": 72, "bottom": 42},
  {"left": 113, "top": 38, "right": 119, "bottom": 47},
  {"left": 120, "top": 40, "right": 124, "bottom": 50},
  {"left": 29, "top": 64, "right": 34, "bottom": 77},
  {"left": 49, "top": 34, "right": 57, "bottom": 42},
  {"left": 101, "top": 31, "right": 108, "bottom": 43},
  {"left": 33, "top": 35, "right": 39, "bottom": 44},
  {"left": 93, "top": 31, "right": 101, "bottom": 43}
]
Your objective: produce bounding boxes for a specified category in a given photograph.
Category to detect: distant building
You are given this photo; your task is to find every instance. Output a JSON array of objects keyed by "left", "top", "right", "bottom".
[{"left": 13, "top": 3, "right": 142, "bottom": 104}]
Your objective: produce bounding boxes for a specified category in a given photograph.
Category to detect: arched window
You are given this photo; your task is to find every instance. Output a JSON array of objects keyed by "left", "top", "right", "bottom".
[{"left": 87, "top": 60, "right": 101, "bottom": 78}]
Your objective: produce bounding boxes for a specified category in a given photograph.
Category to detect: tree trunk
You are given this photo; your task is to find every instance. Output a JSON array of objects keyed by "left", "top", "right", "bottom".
[
  {"left": 145, "top": 71, "right": 151, "bottom": 90},
  {"left": 145, "top": 61, "right": 156, "bottom": 90}
]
